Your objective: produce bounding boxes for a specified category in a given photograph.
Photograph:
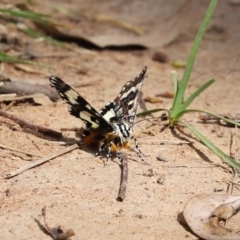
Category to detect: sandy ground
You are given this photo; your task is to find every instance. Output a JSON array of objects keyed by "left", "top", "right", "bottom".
[{"left": 1, "top": 1, "right": 240, "bottom": 239}]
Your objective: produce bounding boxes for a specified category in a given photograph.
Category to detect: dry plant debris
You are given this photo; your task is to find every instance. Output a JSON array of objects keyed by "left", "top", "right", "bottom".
[
  {"left": 0, "top": 78, "right": 59, "bottom": 101},
  {"left": 0, "top": 142, "right": 40, "bottom": 157},
  {"left": 200, "top": 113, "right": 240, "bottom": 127},
  {"left": 156, "top": 91, "right": 174, "bottom": 98},
  {"left": 183, "top": 194, "right": 240, "bottom": 240},
  {"left": 152, "top": 51, "right": 169, "bottom": 63},
  {"left": 5, "top": 144, "right": 78, "bottom": 179},
  {"left": 0, "top": 93, "right": 52, "bottom": 105},
  {"left": 38, "top": 206, "right": 75, "bottom": 240},
  {"left": 144, "top": 96, "right": 163, "bottom": 103},
  {"left": 117, "top": 154, "right": 128, "bottom": 201},
  {"left": 0, "top": 109, "right": 63, "bottom": 138}
]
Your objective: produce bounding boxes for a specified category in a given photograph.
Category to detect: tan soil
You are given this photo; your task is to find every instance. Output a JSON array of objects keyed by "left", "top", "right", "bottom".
[{"left": 1, "top": 1, "right": 240, "bottom": 239}]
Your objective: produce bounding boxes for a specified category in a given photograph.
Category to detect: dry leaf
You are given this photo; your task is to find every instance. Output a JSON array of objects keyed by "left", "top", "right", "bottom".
[
  {"left": 183, "top": 194, "right": 240, "bottom": 240},
  {"left": 34, "top": 1, "right": 200, "bottom": 49},
  {"left": 33, "top": 93, "right": 52, "bottom": 105},
  {"left": 0, "top": 80, "right": 59, "bottom": 101},
  {"left": 228, "top": 0, "right": 240, "bottom": 6},
  {"left": 156, "top": 91, "right": 174, "bottom": 98},
  {"left": 91, "top": 14, "right": 145, "bottom": 35},
  {"left": 14, "top": 63, "right": 42, "bottom": 74},
  {"left": 144, "top": 96, "right": 162, "bottom": 103},
  {"left": 152, "top": 51, "right": 169, "bottom": 63}
]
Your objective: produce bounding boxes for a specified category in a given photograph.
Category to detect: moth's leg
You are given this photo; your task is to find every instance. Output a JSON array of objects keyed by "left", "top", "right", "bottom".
[
  {"left": 130, "top": 136, "right": 148, "bottom": 164},
  {"left": 116, "top": 150, "right": 123, "bottom": 163},
  {"left": 102, "top": 141, "right": 115, "bottom": 166},
  {"left": 94, "top": 142, "right": 111, "bottom": 166},
  {"left": 95, "top": 142, "right": 107, "bottom": 156},
  {"left": 130, "top": 136, "right": 146, "bottom": 156},
  {"left": 106, "top": 142, "right": 113, "bottom": 160}
]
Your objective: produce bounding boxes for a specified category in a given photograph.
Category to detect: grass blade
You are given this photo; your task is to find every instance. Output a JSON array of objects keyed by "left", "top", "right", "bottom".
[
  {"left": 171, "top": 0, "right": 218, "bottom": 116},
  {"left": 171, "top": 70, "right": 179, "bottom": 112},
  {"left": 181, "top": 121, "right": 240, "bottom": 171},
  {"left": 174, "top": 109, "right": 240, "bottom": 128},
  {"left": 179, "top": 79, "right": 215, "bottom": 112},
  {"left": 0, "top": 51, "right": 54, "bottom": 68},
  {"left": 0, "top": 8, "right": 53, "bottom": 25},
  {"left": 172, "top": 71, "right": 179, "bottom": 95},
  {"left": 23, "top": 28, "right": 65, "bottom": 47}
]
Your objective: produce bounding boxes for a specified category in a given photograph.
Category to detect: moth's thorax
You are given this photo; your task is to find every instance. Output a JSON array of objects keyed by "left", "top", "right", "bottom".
[
  {"left": 81, "top": 128, "right": 105, "bottom": 148},
  {"left": 81, "top": 122, "right": 132, "bottom": 152},
  {"left": 112, "top": 122, "right": 132, "bottom": 140}
]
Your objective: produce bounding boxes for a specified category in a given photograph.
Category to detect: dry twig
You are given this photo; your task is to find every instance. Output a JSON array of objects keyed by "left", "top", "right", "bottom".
[
  {"left": 0, "top": 78, "right": 59, "bottom": 101},
  {"left": 0, "top": 143, "right": 40, "bottom": 157},
  {"left": 199, "top": 113, "right": 240, "bottom": 127},
  {"left": 0, "top": 75, "right": 102, "bottom": 102},
  {"left": 60, "top": 127, "right": 80, "bottom": 132},
  {"left": 0, "top": 93, "right": 51, "bottom": 104},
  {"left": 117, "top": 154, "right": 128, "bottom": 201},
  {"left": 139, "top": 139, "right": 190, "bottom": 145},
  {"left": 5, "top": 144, "right": 78, "bottom": 178},
  {"left": 0, "top": 109, "right": 63, "bottom": 138}
]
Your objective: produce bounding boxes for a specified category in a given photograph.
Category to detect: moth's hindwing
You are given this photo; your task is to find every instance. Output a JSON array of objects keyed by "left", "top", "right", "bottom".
[
  {"left": 49, "top": 75, "right": 113, "bottom": 131},
  {"left": 99, "top": 66, "right": 147, "bottom": 125}
]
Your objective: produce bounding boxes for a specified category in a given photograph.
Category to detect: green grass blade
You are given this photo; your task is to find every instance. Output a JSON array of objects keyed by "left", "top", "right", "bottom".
[
  {"left": 171, "top": 61, "right": 186, "bottom": 68},
  {"left": 171, "top": 0, "right": 218, "bottom": 116},
  {"left": 23, "top": 28, "right": 65, "bottom": 47},
  {"left": 179, "top": 79, "right": 215, "bottom": 112},
  {"left": 0, "top": 8, "right": 53, "bottom": 25},
  {"left": 171, "top": 71, "right": 179, "bottom": 112},
  {"left": 0, "top": 51, "right": 54, "bottom": 68},
  {"left": 172, "top": 71, "right": 179, "bottom": 95},
  {"left": 137, "top": 108, "right": 168, "bottom": 117},
  {"left": 138, "top": 107, "right": 240, "bottom": 128},
  {"left": 181, "top": 121, "right": 240, "bottom": 170},
  {"left": 178, "top": 109, "right": 240, "bottom": 127}
]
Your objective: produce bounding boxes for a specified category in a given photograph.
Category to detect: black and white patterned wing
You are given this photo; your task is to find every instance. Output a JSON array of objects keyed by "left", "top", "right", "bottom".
[
  {"left": 99, "top": 66, "right": 147, "bottom": 126},
  {"left": 49, "top": 75, "right": 113, "bottom": 131}
]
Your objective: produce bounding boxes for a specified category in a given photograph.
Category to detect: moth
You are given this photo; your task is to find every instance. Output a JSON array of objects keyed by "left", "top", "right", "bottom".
[{"left": 49, "top": 66, "right": 147, "bottom": 163}]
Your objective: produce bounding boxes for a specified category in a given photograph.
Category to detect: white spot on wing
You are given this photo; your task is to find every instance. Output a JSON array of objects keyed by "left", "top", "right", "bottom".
[
  {"left": 79, "top": 111, "right": 99, "bottom": 129},
  {"left": 65, "top": 90, "right": 79, "bottom": 104},
  {"left": 85, "top": 104, "right": 93, "bottom": 110},
  {"left": 121, "top": 88, "right": 135, "bottom": 99},
  {"left": 120, "top": 81, "right": 142, "bottom": 100},
  {"left": 127, "top": 100, "right": 134, "bottom": 107},
  {"left": 102, "top": 109, "right": 116, "bottom": 121}
]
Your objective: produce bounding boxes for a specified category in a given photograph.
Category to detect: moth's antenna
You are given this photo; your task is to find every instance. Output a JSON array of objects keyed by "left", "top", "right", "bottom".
[{"left": 133, "top": 117, "right": 158, "bottom": 126}]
